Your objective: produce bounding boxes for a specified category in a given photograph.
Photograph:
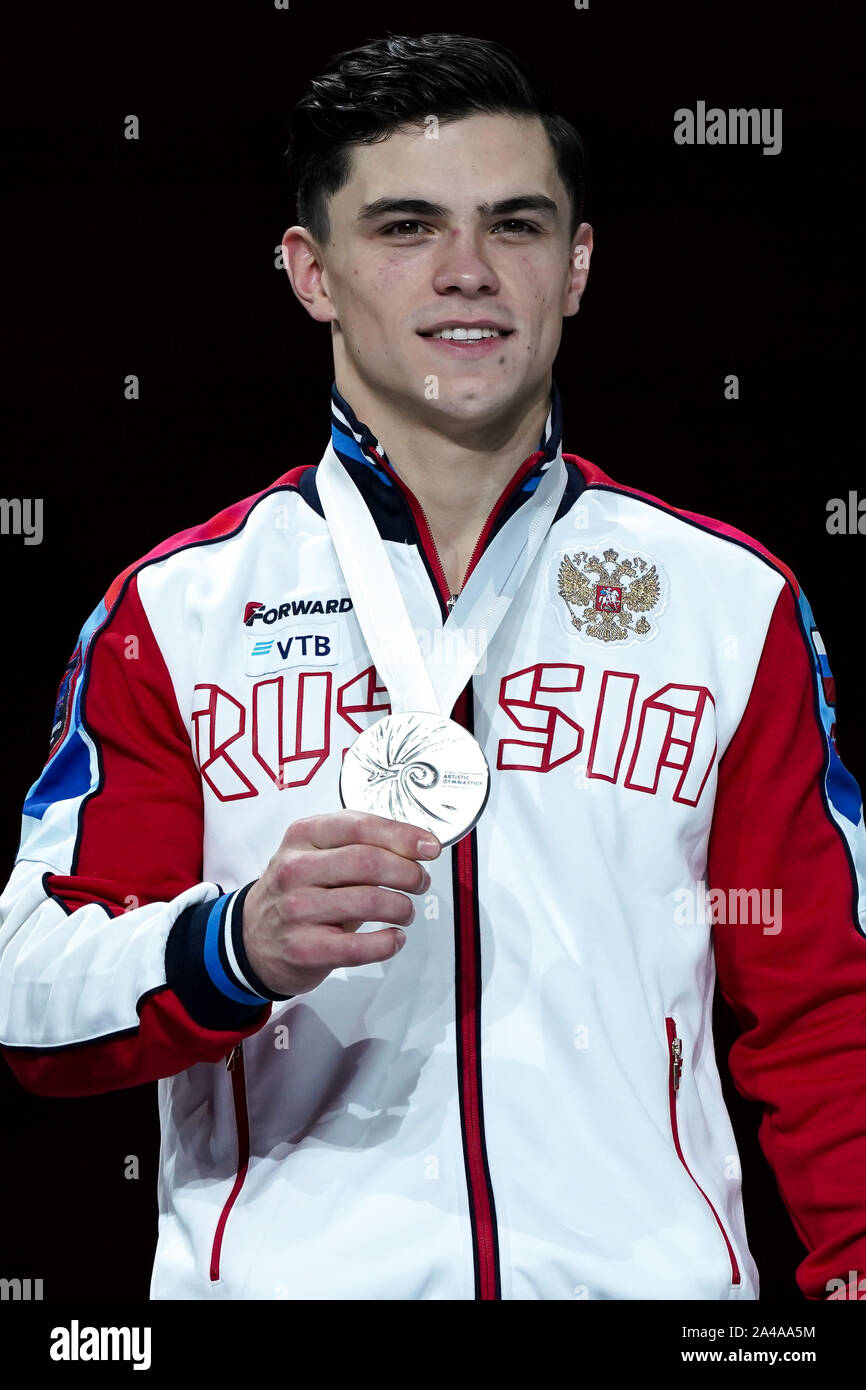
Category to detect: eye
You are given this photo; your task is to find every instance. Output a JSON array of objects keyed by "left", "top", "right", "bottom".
[
  {"left": 380, "top": 219, "right": 542, "bottom": 239},
  {"left": 381, "top": 221, "right": 427, "bottom": 237},
  {"left": 494, "top": 220, "right": 541, "bottom": 234}
]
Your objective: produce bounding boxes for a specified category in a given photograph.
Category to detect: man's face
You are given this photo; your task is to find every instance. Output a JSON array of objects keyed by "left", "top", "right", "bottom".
[{"left": 284, "top": 112, "right": 591, "bottom": 431}]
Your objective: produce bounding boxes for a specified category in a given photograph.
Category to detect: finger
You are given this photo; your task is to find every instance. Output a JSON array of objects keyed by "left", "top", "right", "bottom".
[
  {"left": 299, "top": 884, "right": 416, "bottom": 928},
  {"left": 337, "top": 926, "right": 407, "bottom": 966},
  {"left": 280, "top": 921, "right": 407, "bottom": 970},
  {"left": 282, "top": 844, "right": 431, "bottom": 894},
  {"left": 283, "top": 810, "right": 442, "bottom": 859},
  {"left": 317, "top": 925, "right": 409, "bottom": 969}
]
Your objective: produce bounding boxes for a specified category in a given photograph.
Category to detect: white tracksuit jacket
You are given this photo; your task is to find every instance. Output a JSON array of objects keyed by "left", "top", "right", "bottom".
[{"left": 2, "top": 380, "right": 865, "bottom": 1301}]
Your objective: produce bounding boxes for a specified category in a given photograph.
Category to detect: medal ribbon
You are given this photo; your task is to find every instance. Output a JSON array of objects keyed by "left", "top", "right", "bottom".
[{"left": 316, "top": 437, "right": 567, "bottom": 717}]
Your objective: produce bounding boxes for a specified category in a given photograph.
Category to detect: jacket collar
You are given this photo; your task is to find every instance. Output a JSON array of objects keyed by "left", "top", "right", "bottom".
[
  {"left": 317, "top": 380, "right": 570, "bottom": 603},
  {"left": 329, "top": 378, "right": 563, "bottom": 495}
]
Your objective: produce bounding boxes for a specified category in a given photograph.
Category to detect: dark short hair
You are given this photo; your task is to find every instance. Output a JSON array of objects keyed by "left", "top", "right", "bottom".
[{"left": 286, "top": 32, "right": 588, "bottom": 245}]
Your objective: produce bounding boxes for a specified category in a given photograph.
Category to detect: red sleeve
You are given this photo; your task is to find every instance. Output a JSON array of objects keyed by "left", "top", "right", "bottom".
[
  {"left": 708, "top": 580, "right": 866, "bottom": 1299},
  {"left": 0, "top": 571, "right": 269, "bottom": 1097}
]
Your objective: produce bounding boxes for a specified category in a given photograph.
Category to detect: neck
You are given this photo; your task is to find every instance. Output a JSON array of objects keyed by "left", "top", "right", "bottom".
[{"left": 336, "top": 376, "right": 551, "bottom": 595}]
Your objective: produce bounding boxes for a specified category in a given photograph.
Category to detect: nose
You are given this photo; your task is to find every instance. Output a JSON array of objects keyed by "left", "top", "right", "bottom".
[{"left": 430, "top": 229, "right": 501, "bottom": 296}]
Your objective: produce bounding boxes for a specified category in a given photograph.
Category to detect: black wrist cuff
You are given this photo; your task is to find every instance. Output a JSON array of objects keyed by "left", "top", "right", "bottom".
[{"left": 231, "top": 880, "right": 294, "bottom": 1003}]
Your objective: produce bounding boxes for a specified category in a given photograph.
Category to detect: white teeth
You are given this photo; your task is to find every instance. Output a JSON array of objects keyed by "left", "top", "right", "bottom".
[{"left": 430, "top": 327, "right": 502, "bottom": 340}]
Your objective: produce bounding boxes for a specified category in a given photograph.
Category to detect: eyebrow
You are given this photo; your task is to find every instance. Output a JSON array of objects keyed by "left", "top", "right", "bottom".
[{"left": 355, "top": 194, "right": 559, "bottom": 223}]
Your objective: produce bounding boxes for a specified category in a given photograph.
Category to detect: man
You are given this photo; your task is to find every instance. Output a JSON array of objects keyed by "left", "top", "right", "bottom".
[{"left": 1, "top": 33, "right": 864, "bottom": 1302}]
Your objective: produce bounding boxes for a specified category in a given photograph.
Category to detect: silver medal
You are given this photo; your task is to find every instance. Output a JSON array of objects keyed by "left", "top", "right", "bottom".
[
  {"left": 317, "top": 435, "right": 567, "bottom": 848},
  {"left": 340, "top": 711, "right": 490, "bottom": 846}
]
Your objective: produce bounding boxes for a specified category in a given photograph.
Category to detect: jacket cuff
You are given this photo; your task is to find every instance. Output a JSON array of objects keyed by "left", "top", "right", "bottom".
[
  {"left": 165, "top": 884, "right": 289, "bottom": 1030},
  {"left": 229, "top": 882, "right": 294, "bottom": 1003}
]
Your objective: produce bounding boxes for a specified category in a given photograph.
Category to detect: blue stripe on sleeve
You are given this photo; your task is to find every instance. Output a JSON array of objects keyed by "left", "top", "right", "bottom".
[{"left": 204, "top": 895, "right": 269, "bottom": 1005}]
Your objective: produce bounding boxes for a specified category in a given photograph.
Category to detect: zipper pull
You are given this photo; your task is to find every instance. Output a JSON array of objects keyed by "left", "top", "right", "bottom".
[
  {"left": 226, "top": 1043, "right": 241, "bottom": 1072},
  {"left": 671, "top": 1034, "right": 683, "bottom": 1092},
  {"left": 446, "top": 593, "right": 459, "bottom": 613}
]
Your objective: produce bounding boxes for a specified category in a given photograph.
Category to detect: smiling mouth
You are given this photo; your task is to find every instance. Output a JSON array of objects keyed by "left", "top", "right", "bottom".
[{"left": 418, "top": 327, "right": 514, "bottom": 341}]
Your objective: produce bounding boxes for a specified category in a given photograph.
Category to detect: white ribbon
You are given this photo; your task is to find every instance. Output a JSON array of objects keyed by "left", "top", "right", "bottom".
[{"left": 316, "top": 437, "right": 567, "bottom": 718}]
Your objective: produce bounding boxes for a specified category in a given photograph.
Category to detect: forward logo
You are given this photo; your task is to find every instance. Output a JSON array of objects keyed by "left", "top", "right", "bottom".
[{"left": 244, "top": 596, "right": 353, "bottom": 625}]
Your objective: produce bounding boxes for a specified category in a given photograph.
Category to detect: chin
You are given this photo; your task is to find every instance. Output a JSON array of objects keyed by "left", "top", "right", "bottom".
[
  {"left": 414, "top": 364, "right": 515, "bottom": 400},
  {"left": 422, "top": 384, "right": 512, "bottom": 418}
]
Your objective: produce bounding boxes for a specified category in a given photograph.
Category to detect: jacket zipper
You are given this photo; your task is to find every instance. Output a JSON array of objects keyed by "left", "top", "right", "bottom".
[
  {"left": 453, "top": 686, "right": 499, "bottom": 1299},
  {"left": 369, "top": 444, "right": 529, "bottom": 1299},
  {"left": 416, "top": 494, "right": 461, "bottom": 611},
  {"left": 418, "top": 522, "right": 500, "bottom": 1299},
  {"left": 403, "top": 488, "right": 482, "bottom": 615},
  {"left": 209, "top": 1042, "right": 250, "bottom": 1282},
  {"left": 665, "top": 1017, "right": 741, "bottom": 1285},
  {"left": 369, "top": 444, "right": 545, "bottom": 618}
]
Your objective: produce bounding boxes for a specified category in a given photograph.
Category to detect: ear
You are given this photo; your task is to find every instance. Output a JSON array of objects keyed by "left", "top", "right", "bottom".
[
  {"left": 280, "top": 226, "right": 338, "bottom": 325},
  {"left": 563, "top": 223, "right": 593, "bottom": 318}
]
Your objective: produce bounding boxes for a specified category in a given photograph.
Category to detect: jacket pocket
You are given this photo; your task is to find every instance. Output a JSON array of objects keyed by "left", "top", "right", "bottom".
[
  {"left": 665, "top": 1016, "right": 741, "bottom": 1286},
  {"left": 209, "top": 1042, "right": 250, "bottom": 1283}
]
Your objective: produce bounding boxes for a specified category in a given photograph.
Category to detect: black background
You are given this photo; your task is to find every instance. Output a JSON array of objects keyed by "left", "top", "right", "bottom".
[{"left": 1, "top": 0, "right": 862, "bottom": 1302}]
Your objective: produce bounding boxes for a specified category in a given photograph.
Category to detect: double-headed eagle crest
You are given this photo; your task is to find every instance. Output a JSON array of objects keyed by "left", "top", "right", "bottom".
[{"left": 557, "top": 547, "right": 663, "bottom": 643}]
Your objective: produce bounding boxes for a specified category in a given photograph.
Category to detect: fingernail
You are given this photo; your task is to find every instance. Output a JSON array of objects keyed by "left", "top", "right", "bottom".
[
  {"left": 417, "top": 838, "right": 440, "bottom": 858},
  {"left": 394, "top": 929, "right": 407, "bottom": 951}
]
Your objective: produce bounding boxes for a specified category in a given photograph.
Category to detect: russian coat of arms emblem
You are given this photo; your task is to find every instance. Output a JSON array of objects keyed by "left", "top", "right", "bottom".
[{"left": 557, "top": 547, "right": 664, "bottom": 643}]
